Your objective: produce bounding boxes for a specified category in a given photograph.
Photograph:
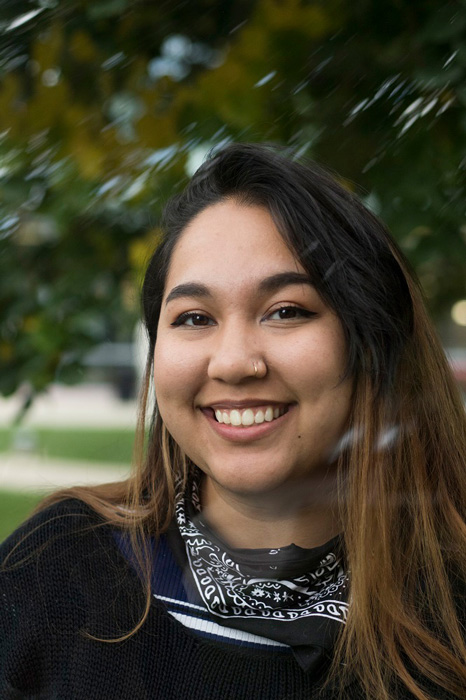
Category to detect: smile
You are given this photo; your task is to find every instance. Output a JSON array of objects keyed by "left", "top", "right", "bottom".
[
  {"left": 213, "top": 405, "right": 288, "bottom": 427},
  {"left": 200, "top": 402, "right": 294, "bottom": 443}
]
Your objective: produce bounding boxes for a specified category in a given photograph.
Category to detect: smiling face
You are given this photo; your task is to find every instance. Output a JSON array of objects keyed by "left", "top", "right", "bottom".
[{"left": 153, "top": 199, "right": 353, "bottom": 502}]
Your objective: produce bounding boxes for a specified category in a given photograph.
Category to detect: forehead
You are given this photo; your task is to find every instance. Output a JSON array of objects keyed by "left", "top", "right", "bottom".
[{"left": 165, "top": 200, "right": 304, "bottom": 290}]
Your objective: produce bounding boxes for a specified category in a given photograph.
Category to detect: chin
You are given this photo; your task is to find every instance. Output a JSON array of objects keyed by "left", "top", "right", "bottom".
[{"left": 204, "top": 460, "right": 300, "bottom": 497}]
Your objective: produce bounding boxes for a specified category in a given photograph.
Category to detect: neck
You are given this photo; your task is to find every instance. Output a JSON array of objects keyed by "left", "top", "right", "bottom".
[{"left": 200, "top": 474, "right": 341, "bottom": 549}]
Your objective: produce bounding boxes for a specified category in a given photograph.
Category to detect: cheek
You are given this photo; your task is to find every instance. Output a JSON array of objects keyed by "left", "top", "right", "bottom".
[
  {"left": 277, "top": 330, "right": 347, "bottom": 391},
  {"left": 153, "top": 338, "right": 204, "bottom": 409}
]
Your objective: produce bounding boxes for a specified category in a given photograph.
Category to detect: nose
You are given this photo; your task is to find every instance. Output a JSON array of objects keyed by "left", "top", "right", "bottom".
[{"left": 207, "top": 320, "right": 263, "bottom": 384}]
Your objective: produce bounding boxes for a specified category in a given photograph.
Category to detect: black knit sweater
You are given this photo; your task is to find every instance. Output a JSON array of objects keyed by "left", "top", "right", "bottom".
[{"left": 0, "top": 500, "right": 460, "bottom": 699}]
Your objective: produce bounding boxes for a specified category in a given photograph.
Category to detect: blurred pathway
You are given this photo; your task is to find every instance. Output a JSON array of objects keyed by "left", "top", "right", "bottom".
[
  {"left": 0, "top": 383, "right": 137, "bottom": 493},
  {"left": 0, "top": 383, "right": 138, "bottom": 428},
  {"left": 0, "top": 452, "right": 130, "bottom": 493}
]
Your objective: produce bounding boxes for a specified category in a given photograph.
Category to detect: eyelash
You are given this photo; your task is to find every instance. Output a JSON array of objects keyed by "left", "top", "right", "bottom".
[
  {"left": 170, "top": 305, "right": 316, "bottom": 327},
  {"left": 171, "top": 312, "right": 214, "bottom": 328}
]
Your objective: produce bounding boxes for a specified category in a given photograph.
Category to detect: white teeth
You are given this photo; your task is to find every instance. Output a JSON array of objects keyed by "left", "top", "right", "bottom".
[
  {"left": 254, "top": 410, "right": 265, "bottom": 424},
  {"left": 241, "top": 408, "right": 255, "bottom": 426},
  {"left": 264, "top": 407, "right": 274, "bottom": 422},
  {"left": 212, "top": 405, "right": 287, "bottom": 426},
  {"left": 230, "top": 409, "right": 241, "bottom": 426}
]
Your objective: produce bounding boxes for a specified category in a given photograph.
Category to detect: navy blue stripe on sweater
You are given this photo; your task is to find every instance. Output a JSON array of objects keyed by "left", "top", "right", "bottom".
[{"left": 114, "top": 531, "right": 291, "bottom": 653}]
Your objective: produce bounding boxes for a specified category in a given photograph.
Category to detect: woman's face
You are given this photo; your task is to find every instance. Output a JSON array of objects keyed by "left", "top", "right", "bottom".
[{"left": 154, "top": 199, "right": 352, "bottom": 499}]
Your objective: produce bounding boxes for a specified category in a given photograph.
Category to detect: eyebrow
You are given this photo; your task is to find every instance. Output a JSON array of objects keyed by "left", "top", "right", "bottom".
[
  {"left": 258, "top": 271, "right": 313, "bottom": 294},
  {"left": 164, "top": 272, "right": 313, "bottom": 305}
]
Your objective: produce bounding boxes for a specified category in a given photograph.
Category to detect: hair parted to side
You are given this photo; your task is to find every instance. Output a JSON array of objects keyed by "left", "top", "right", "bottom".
[{"left": 33, "top": 143, "right": 466, "bottom": 698}]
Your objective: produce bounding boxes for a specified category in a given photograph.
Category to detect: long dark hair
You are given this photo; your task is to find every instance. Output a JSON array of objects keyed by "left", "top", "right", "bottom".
[
  {"left": 38, "top": 143, "right": 466, "bottom": 699},
  {"left": 143, "top": 143, "right": 412, "bottom": 395}
]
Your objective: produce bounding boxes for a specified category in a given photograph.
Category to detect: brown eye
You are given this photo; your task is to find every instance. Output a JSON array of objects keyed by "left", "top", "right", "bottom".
[
  {"left": 277, "top": 307, "right": 299, "bottom": 319},
  {"left": 190, "top": 314, "right": 211, "bottom": 326},
  {"left": 267, "top": 306, "right": 315, "bottom": 321},
  {"left": 171, "top": 312, "right": 215, "bottom": 327}
]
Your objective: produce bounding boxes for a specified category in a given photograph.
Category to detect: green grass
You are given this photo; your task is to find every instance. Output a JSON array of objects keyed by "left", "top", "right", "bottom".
[
  {"left": 0, "top": 430, "right": 10, "bottom": 453},
  {"left": 0, "top": 427, "right": 137, "bottom": 542},
  {"left": 0, "top": 427, "right": 135, "bottom": 464},
  {"left": 0, "top": 490, "right": 43, "bottom": 543}
]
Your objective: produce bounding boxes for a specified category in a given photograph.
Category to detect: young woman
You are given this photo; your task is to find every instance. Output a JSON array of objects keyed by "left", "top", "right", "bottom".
[{"left": 1, "top": 143, "right": 465, "bottom": 700}]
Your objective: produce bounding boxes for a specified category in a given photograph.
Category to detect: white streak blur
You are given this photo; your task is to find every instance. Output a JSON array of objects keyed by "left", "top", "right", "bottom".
[
  {"left": 400, "top": 97, "right": 423, "bottom": 118},
  {"left": 399, "top": 114, "right": 420, "bottom": 135},
  {"left": 436, "top": 98, "right": 455, "bottom": 116},
  {"left": 254, "top": 71, "right": 276, "bottom": 88},
  {"left": 4, "top": 9, "right": 44, "bottom": 32},
  {"left": 420, "top": 98, "right": 438, "bottom": 117},
  {"left": 328, "top": 427, "right": 363, "bottom": 462},
  {"left": 443, "top": 50, "right": 458, "bottom": 68},
  {"left": 376, "top": 426, "right": 400, "bottom": 451}
]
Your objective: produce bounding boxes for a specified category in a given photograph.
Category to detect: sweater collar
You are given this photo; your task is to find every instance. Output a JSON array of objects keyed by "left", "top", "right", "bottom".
[{"left": 174, "top": 469, "right": 349, "bottom": 673}]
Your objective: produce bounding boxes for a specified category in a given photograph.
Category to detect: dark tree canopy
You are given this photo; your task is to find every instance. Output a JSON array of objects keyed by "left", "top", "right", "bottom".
[{"left": 0, "top": 0, "right": 465, "bottom": 401}]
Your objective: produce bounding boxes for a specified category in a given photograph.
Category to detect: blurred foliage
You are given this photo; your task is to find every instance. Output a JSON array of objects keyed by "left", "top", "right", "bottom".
[{"left": 0, "top": 0, "right": 465, "bottom": 404}]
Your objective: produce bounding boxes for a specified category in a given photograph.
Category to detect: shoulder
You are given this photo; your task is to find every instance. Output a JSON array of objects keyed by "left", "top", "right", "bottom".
[
  {"left": 1, "top": 498, "right": 107, "bottom": 597},
  {"left": 0, "top": 497, "right": 106, "bottom": 571},
  {"left": 0, "top": 498, "right": 143, "bottom": 631},
  {"left": 0, "top": 501, "right": 149, "bottom": 697},
  {"left": 1, "top": 496, "right": 102, "bottom": 541}
]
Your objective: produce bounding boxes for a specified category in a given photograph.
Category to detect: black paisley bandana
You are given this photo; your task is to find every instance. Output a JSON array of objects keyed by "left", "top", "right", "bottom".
[{"left": 169, "top": 470, "right": 349, "bottom": 673}]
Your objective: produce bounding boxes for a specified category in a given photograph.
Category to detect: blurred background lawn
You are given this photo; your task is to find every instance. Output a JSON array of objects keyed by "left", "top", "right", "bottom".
[
  {"left": 0, "top": 491, "right": 43, "bottom": 542},
  {"left": 1, "top": 0, "right": 465, "bottom": 541},
  {"left": 0, "top": 422, "right": 135, "bottom": 540},
  {"left": 0, "top": 426, "right": 135, "bottom": 464}
]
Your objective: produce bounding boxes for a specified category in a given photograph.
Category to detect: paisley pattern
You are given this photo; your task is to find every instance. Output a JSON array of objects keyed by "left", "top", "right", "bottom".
[{"left": 175, "top": 473, "right": 349, "bottom": 627}]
